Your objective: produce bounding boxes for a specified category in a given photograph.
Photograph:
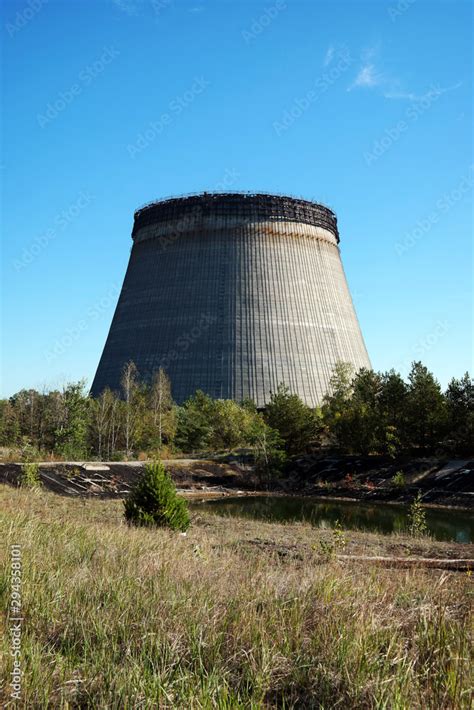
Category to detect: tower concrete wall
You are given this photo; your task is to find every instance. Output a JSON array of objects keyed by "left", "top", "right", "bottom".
[{"left": 91, "top": 193, "right": 370, "bottom": 406}]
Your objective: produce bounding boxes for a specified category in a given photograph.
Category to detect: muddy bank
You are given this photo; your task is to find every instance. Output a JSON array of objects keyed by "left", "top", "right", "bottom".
[
  {"left": 0, "top": 459, "right": 256, "bottom": 499},
  {"left": 1, "top": 455, "right": 473, "bottom": 509},
  {"left": 285, "top": 455, "right": 474, "bottom": 510}
]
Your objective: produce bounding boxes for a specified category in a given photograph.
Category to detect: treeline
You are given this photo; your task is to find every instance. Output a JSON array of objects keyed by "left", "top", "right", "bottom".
[
  {"left": 0, "top": 361, "right": 472, "bottom": 466},
  {"left": 322, "top": 362, "right": 473, "bottom": 456}
]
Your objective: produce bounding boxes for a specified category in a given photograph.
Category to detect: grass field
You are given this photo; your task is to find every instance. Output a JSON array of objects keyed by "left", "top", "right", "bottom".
[{"left": 1, "top": 486, "right": 472, "bottom": 708}]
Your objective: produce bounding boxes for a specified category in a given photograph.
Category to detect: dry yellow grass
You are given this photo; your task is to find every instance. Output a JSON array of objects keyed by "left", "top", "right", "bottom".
[{"left": 0, "top": 486, "right": 472, "bottom": 708}]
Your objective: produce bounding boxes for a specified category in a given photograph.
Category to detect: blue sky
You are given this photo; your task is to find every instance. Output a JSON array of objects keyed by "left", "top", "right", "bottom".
[{"left": 1, "top": 0, "right": 472, "bottom": 397}]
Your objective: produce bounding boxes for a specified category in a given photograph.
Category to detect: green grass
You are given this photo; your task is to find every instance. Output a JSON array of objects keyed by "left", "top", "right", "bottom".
[{"left": 0, "top": 487, "right": 472, "bottom": 708}]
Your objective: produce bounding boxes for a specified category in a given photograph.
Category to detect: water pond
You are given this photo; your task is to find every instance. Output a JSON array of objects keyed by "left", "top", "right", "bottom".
[{"left": 191, "top": 495, "right": 473, "bottom": 543}]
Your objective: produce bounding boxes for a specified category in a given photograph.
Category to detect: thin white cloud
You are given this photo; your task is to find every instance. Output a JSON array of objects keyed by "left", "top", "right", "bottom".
[
  {"left": 361, "top": 43, "right": 380, "bottom": 62},
  {"left": 348, "top": 64, "right": 381, "bottom": 91},
  {"left": 348, "top": 40, "right": 462, "bottom": 101},
  {"left": 323, "top": 45, "right": 335, "bottom": 67},
  {"left": 383, "top": 81, "right": 462, "bottom": 101},
  {"left": 383, "top": 89, "right": 417, "bottom": 101}
]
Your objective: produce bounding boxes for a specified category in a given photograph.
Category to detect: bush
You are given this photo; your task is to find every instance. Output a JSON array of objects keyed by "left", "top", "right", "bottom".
[
  {"left": 123, "top": 461, "right": 190, "bottom": 531},
  {"left": 20, "top": 462, "right": 41, "bottom": 489},
  {"left": 318, "top": 520, "right": 348, "bottom": 561},
  {"left": 392, "top": 470, "right": 406, "bottom": 488},
  {"left": 408, "top": 491, "right": 428, "bottom": 537}
]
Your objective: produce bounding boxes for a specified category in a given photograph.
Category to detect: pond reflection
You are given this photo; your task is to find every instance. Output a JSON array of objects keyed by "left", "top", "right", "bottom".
[{"left": 192, "top": 496, "right": 473, "bottom": 543}]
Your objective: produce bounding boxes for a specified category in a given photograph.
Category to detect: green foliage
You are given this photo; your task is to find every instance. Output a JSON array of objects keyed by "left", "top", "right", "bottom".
[
  {"left": 392, "top": 470, "right": 406, "bottom": 488},
  {"left": 323, "top": 367, "right": 379, "bottom": 454},
  {"left": 0, "top": 399, "right": 20, "bottom": 446},
  {"left": 175, "top": 392, "right": 287, "bottom": 475},
  {"left": 444, "top": 373, "right": 474, "bottom": 454},
  {"left": 175, "top": 391, "right": 215, "bottom": 451},
  {"left": 265, "top": 384, "right": 321, "bottom": 455},
  {"left": 210, "top": 399, "right": 255, "bottom": 450},
  {"left": 322, "top": 361, "right": 459, "bottom": 456},
  {"left": 405, "top": 362, "right": 446, "bottom": 451},
  {"left": 318, "top": 521, "right": 348, "bottom": 560},
  {"left": 382, "top": 424, "right": 401, "bottom": 459},
  {"left": 124, "top": 460, "right": 190, "bottom": 531},
  {"left": 20, "top": 462, "right": 41, "bottom": 489},
  {"left": 408, "top": 492, "right": 428, "bottom": 537},
  {"left": 149, "top": 368, "right": 176, "bottom": 449},
  {"left": 246, "top": 414, "right": 287, "bottom": 484},
  {"left": 1, "top": 362, "right": 472, "bottom": 462},
  {"left": 54, "top": 381, "right": 90, "bottom": 460},
  {"left": 378, "top": 370, "right": 408, "bottom": 443}
]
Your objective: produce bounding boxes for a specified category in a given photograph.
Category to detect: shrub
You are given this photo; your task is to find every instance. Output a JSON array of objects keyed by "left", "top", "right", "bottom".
[
  {"left": 392, "top": 470, "right": 406, "bottom": 488},
  {"left": 20, "top": 438, "right": 41, "bottom": 463},
  {"left": 318, "top": 520, "right": 348, "bottom": 560},
  {"left": 408, "top": 491, "right": 428, "bottom": 537},
  {"left": 123, "top": 461, "right": 190, "bottom": 531},
  {"left": 20, "top": 462, "right": 41, "bottom": 489}
]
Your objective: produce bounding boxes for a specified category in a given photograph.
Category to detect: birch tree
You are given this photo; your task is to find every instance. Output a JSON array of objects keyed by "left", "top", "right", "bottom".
[
  {"left": 150, "top": 368, "right": 173, "bottom": 449},
  {"left": 121, "top": 361, "right": 139, "bottom": 458}
]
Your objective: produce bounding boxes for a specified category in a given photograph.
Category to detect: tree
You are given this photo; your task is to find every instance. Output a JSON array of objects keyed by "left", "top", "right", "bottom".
[
  {"left": 121, "top": 361, "right": 139, "bottom": 458},
  {"left": 175, "top": 390, "right": 215, "bottom": 452},
  {"left": 378, "top": 369, "right": 409, "bottom": 454},
  {"left": 41, "top": 390, "right": 67, "bottom": 452},
  {"left": 0, "top": 399, "right": 20, "bottom": 447},
  {"left": 347, "top": 368, "right": 383, "bottom": 454},
  {"left": 322, "top": 363, "right": 355, "bottom": 452},
  {"left": 10, "top": 389, "right": 39, "bottom": 442},
  {"left": 246, "top": 413, "right": 287, "bottom": 485},
  {"left": 265, "top": 384, "right": 321, "bottom": 456},
  {"left": 90, "top": 388, "right": 114, "bottom": 459},
  {"left": 150, "top": 368, "right": 175, "bottom": 449},
  {"left": 54, "top": 381, "right": 90, "bottom": 460},
  {"left": 209, "top": 399, "right": 252, "bottom": 450},
  {"left": 405, "top": 362, "right": 446, "bottom": 451},
  {"left": 124, "top": 460, "right": 190, "bottom": 531},
  {"left": 445, "top": 373, "right": 474, "bottom": 454},
  {"left": 325, "top": 362, "right": 354, "bottom": 409},
  {"left": 105, "top": 391, "right": 122, "bottom": 459}
]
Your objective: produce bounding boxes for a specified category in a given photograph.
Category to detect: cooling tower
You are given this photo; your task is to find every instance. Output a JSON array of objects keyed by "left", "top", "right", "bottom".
[{"left": 91, "top": 192, "right": 370, "bottom": 407}]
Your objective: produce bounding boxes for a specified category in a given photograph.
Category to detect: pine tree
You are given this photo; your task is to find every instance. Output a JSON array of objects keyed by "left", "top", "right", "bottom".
[{"left": 124, "top": 460, "right": 190, "bottom": 531}]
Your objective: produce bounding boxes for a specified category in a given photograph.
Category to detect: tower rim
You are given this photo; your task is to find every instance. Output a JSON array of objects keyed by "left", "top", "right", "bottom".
[{"left": 132, "top": 191, "right": 340, "bottom": 242}]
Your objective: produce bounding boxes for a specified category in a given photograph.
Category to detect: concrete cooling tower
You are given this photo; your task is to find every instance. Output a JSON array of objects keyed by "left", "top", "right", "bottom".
[{"left": 91, "top": 192, "right": 370, "bottom": 407}]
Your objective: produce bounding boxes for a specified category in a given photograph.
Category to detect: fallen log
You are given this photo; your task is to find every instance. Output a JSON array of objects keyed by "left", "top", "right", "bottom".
[{"left": 338, "top": 555, "right": 473, "bottom": 571}]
